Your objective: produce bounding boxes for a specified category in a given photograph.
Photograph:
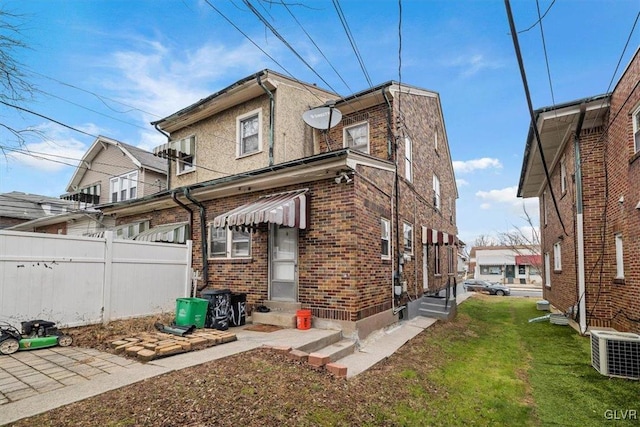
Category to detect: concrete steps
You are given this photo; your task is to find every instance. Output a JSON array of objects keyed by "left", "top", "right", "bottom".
[{"left": 418, "top": 295, "right": 457, "bottom": 321}]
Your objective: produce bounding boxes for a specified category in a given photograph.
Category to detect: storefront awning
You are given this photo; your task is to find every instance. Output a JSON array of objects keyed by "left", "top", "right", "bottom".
[
  {"left": 213, "top": 189, "right": 308, "bottom": 229},
  {"left": 153, "top": 136, "right": 194, "bottom": 159},
  {"left": 133, "top": 222, "right": 189, "bottom": 243},
  {"left": 515, "top": 254, "right": 541, "bottom": 265}
]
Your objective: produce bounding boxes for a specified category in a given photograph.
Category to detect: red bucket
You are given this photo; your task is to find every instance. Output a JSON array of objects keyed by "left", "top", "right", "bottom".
[{"left": 296, "top": 309, "right": 312, "bottom": 330}]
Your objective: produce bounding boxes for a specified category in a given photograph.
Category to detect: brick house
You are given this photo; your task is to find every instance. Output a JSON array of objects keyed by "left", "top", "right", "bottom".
[
  {"left": 100, "top": 70, "right": 458, "bottom": 338},
  {"left": 517, "top": 48, "right": 640, "bottom": 334}
]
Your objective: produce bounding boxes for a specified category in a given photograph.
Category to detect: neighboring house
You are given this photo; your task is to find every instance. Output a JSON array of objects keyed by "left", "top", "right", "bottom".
[
  {"left": 0, "top": 192, "right": 74, "bottom": 231},
  {"left": 9, "top": 136, "right": 167, "bottom": 237},
  {"left": 469, "top": 245, "right": 542, "bottom": 285},
  {"left": 100, "top": 69, "right": 459, "bottom": 339},
  {"left": 517, "top": 48, "right": 639, "bottom": 334}
]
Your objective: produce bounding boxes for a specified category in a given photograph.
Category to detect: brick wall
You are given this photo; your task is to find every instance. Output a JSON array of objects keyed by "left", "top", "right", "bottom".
[{"left": 607, "top": 50, "right": 640, "bottom": 333}]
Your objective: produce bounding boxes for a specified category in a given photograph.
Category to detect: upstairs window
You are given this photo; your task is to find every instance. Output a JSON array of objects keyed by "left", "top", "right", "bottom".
[
  {"left": 434, "top": 128, "right": 438, "bottom": 151},
  {"left": 110, "top": 171, "right": 138, "bottom": 203},
  {"left": 344, "top": 122, "right": 369, "bottom": 153},
  {"left": 633, "top": 106, "right": 640, "bottom": 154},
  {"left": 544, "top": 252, "right": 551, "bottom": 286},
  {"left": 237, "top": 109, "right": 261, "bottom": 157},
  {"left": 433, "top": 174, "right": 441, "bottom": 210},
  {"left": 543, "top": 191, "right": 548, "bottom": 226},
  {"left": 381, "top": 218, "right": 391, "bottom": 259},
  {"left": 176, "top": 136, "right": 195, "bottom": 174},
  {"left": 403, "top": 222, "right": 413, "bottom": 254},
  {"left": 404, "top": 137, "right": 413, "bottom": 182}
]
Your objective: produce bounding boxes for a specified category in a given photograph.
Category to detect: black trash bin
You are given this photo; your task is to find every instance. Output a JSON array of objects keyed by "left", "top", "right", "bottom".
[
  {"left": 229, "top": 293, "right": 247, "bottom": 327},
  {"left": 201, "top": 289, "right": 231, "bottom": 330}
]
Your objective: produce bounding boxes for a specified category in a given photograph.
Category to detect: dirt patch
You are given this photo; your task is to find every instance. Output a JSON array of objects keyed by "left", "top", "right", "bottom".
[{"left": 242, "top": 324, "right": 283, "bottom": 333}]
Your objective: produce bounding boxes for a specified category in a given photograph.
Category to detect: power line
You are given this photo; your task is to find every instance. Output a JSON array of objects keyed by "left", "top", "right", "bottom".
[
  {"left": 203, "top": 0, "right": 332, "bottom": 106},
  {"left": 332, "top": 0, "right": 373, "bottom": 87},
  {"left": 278, "top": 0, "right": 354, "bottom": 94},
  {"left": 242, "top": 0, "right": 341, "bottom": 95},
  {"left": 504, "top": 0, "right": 568, "bottom": 236},
  {"left": 516, "top": 0, "right": 556, "bottom": 34}
]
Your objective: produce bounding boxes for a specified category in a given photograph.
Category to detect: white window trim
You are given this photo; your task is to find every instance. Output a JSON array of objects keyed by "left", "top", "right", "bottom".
[
  {"left": 615, "top": 233, "right": 624, "bottom": 279},
  {"left": 176, "top": 135, "right": 196, "bottom": 175},
  {"left": 633, "top": 105, "right": 640, "bottom": 154},
  {"left": 434, "top": 246, "right": 441, "bottom": 275},
  {"left": 433, "top": 174, "right": 441, "bottom": 210},
  {"left": 404, "top": 137, "right": 412, "bottom": 182},
  {"left": 381, "top": 217, "right": 391, "bottom": 260},
  {"left": 208, "top": 225, "right": 252, "bottom": 259},
  {"left": 553, "top": 242, "right": 562, "bottom": 271},
  {"left": 343, "top": 121, "right": 370, "bottom": 154},
  {"left": 447, "top": 246, "right": 454, "bottom": 275},
  {"left": 403, "top": 222, "right": 414, "bottom": 254},
  {"left": 434, "top": 130, "right": 438, "bottom": 152},
  {"left": 109, "top": 171, "right": 138, "bottom": 203},
  {"left": 543, "top": 191, "right": 548, "bottom": 226},
  {"left": 544, "top": 252, "right": 551, "bottom": 287},
  {"left": 236, "top": 108, "right": 262, "bottom": 158}
]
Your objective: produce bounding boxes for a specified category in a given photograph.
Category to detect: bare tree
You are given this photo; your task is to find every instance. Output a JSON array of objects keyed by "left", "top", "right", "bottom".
[
  {"left": 497, "top": 203, "right": 542, "bottom": 273},
  {"left": 0, "top": 7, "right": 36, "bottom": 148},
  {"left": 473, "top": 234, "right": 497, "bottom": 247}
]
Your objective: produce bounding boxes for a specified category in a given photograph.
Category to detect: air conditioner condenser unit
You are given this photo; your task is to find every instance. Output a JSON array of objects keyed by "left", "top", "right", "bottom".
[{"left": 591, "top": 330, "right": 640, "bottom": 380}]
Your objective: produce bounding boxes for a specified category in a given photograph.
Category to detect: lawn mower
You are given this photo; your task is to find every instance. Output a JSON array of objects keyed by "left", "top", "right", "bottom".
[{"left": 0, "top": 320, "right": 73, "bottom": 355}]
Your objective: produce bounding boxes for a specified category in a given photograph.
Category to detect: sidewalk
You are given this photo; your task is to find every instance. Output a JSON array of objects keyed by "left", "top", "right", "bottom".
[{"left": 0, "top": 292, "right": 473, "bottom": 426}]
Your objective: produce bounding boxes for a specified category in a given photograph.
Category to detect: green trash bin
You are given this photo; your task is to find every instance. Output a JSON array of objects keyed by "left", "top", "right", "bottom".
[{"left": 175, "top": 297, "right": 208, "bottom": 328}]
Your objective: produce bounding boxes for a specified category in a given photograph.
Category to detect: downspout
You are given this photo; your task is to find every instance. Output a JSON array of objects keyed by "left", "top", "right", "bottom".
[
  {"left": 573, "top": 104, "right": 587, "bottom": 334},
  {"left": 385, "top": 87, "right": 404, "bottom": 315},
  {"left": 154, "top": 124, "right": 171, "bottom": 190},
  {"left": 183, "top": 188, "right": 208, "bottom": 291},
  {"left": 171, "top": 191, "right": 195, "bottom": 294},
  {"left": 257, "top": 75, "right": 275, "bottom": 166}
]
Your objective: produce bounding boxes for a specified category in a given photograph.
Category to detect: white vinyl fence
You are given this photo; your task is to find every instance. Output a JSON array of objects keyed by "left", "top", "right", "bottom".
[{"left": 0, "top": 230, "right": 192, "bottom": 329}]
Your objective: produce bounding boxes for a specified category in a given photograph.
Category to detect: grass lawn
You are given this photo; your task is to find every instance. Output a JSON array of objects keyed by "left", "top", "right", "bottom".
[
  {"left": 400, "top": 296, "right": 640, "bottom": 426},
  {"left": 11, "top": 296, "right": 640, "bottom": 427}
]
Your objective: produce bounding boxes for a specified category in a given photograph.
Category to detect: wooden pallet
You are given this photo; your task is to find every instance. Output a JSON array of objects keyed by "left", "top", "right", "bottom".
[{"left": 109, "top": 329, "right": 237, "bottom": 362}]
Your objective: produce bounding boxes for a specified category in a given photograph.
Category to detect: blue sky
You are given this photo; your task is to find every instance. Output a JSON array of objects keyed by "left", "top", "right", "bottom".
[{"left": 0, "top": 0, "right": 638, "bottom": 246}]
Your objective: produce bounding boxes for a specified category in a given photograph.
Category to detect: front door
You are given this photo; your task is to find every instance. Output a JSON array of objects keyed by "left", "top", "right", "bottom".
[
  {"left": 270, "top": 226, "right": 298, "bottom": 301},
  {"left": 505, "top": 264, "right": 515, "bottom": 284}
]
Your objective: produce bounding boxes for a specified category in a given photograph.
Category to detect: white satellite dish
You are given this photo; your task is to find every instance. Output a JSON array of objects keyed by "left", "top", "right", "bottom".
[{"left": 302, "top": 106, "right": 342, "bottom": 130}]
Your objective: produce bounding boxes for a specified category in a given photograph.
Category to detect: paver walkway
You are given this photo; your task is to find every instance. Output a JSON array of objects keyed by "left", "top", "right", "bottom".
[{"left": 0, "top": 346, "right": 138, "bottom": 406}]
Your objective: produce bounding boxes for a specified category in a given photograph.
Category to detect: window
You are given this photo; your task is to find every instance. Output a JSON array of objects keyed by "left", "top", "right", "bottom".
[
  {"left": 480, "top": 265, "right": 502, "bottom": 275},
  {"left": 115, "top": 220, "right": 149, "bottom": 239},
  {"left": 343, "top": 122, "right": 369, "bottom": 153},
  {"left": 403, "top": 222, "right": 413, "bottom": 253},
  {"left": 553, "top": 242, "right": 562, "bottom": 271},
  {"left": 447, "top": 246, "right": 454, "bottom": 275},
  {"left": 237, "top": 110, "right": 261, "bottom": 157},
  {"left": 433, "top": 174, "right": 441, "bottom": 210},
  {"left": 175, "top": 136, "right": 196, "bottom": 174},
  {"left": 381, "top": 218, "right": 391, "bottom": 259},
  {"left": 434, "top": 129, "right": 438, "bottom": 151},
  {"left": 208, "top": 226, "right": 251, "bottom": 259},
  {"left": 560, "top": 156, "right": 567, "bottom": 194},
  {"left": 634, "top": 106, "right": 640, "bottom": 154},
  {"left": 544, "top": 252, "right": 551, "bottom": 286},
  {"left": 109, "top": 171, "right": 138, "bottom": 203},
  {"left": 615, "top": 233, "right": 624, "bottom": 279},
  {"left": 518, "top": 265, "right": 526, "bottom": 275},
  {"left": 434, "top": 246, "right": 441, "bottom": 275},
  {"left": 543, "top": 191, "right": 548, "bottom": 226},
  {"left": 404, "top": 137, "right": 412, "bottom": 182}
]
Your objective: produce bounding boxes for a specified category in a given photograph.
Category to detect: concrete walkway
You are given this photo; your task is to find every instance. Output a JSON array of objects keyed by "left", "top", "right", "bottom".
[{"left": 0, "top": 292, "right": 473, "bottom": 425}]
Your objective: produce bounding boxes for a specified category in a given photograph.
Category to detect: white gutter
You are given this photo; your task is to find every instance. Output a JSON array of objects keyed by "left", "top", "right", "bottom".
[{"left": 574, "top": 104, "right": 587, "bottom": 334}]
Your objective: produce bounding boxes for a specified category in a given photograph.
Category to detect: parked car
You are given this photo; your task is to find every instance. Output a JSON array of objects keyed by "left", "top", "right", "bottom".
[{"left": 463, "top": 280, "right": 511, "bottom": 296}]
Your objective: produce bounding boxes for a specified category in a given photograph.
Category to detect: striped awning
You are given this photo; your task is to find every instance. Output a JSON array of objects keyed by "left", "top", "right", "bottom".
[
  {"left": 133, "top": 222, "right": 189, "bottom": 243},
  {"left": 213, "top": 189, "right": 308, "bottom": 229},
  {"left": 422, "top": 227, "right": 458, "bottom": 246},
  {"left": 153, "top": 136, "right": 194, "bottom": 159}
]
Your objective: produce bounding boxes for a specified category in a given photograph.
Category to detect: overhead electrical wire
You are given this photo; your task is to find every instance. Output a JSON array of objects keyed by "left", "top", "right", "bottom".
[
  {"left": 504, "top": 0, "right": 568, "bottom": 237},
  {"left": 242, "top": 0, "right": 341, "bottom": 95},
  {"left": 331, "top": 0, "right": 373, "bottom": 87},
  {"left": 516, "top": 0, "right": 556, "bottom": 34}
]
